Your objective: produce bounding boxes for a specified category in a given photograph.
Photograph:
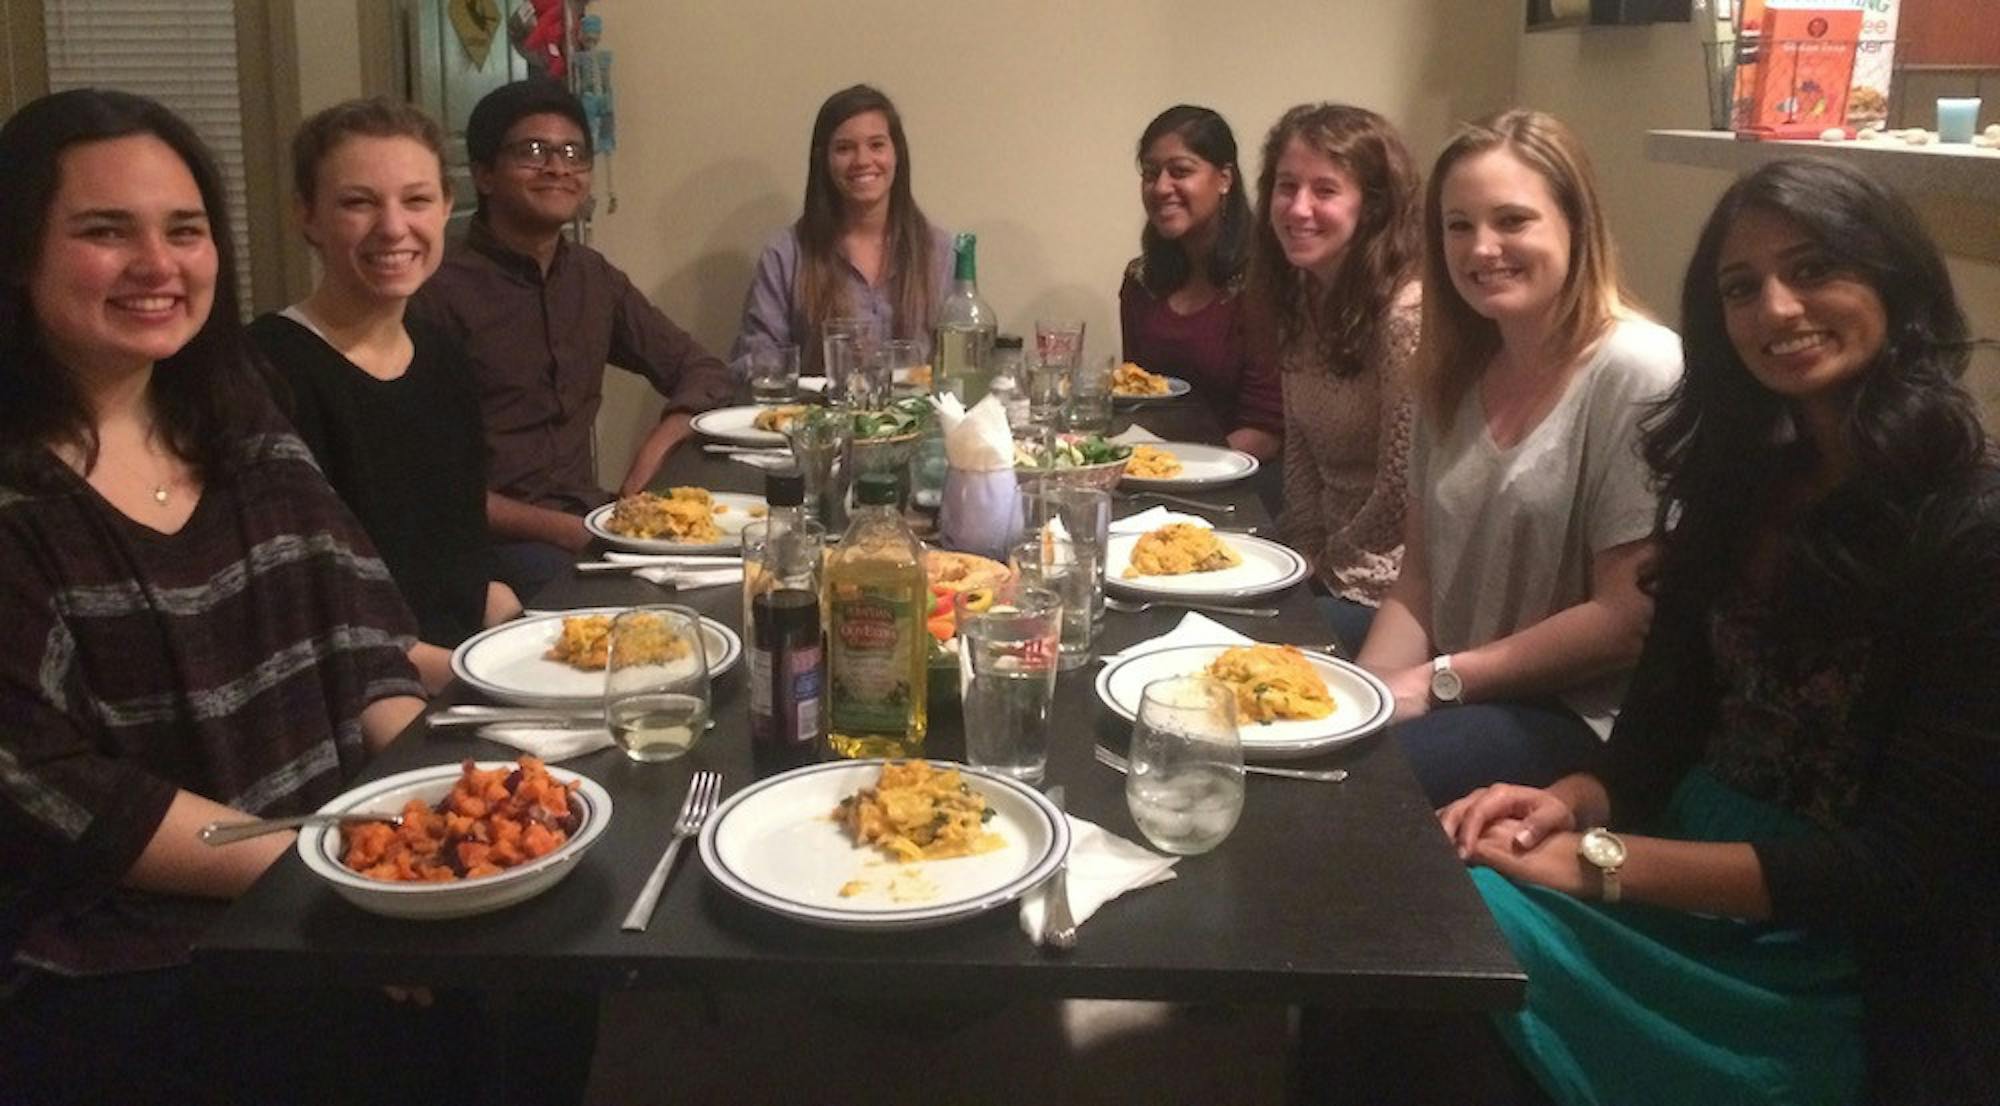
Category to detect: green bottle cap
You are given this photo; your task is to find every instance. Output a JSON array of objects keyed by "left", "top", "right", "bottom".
[
  {"left": 953, "top": 232, "right": 977, "bottom": 281},
  {"left": 854, "top": 472, "right": 899, "bottom": 505}
]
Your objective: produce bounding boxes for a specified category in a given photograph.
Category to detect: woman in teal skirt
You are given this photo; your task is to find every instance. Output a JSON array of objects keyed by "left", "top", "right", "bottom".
[{"left": 1440, "top": 158, "right": 1999, "bottom": 1105}]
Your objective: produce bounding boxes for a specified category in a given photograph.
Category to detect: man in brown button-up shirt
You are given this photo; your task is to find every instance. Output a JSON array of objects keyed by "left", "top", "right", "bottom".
[{"left": 411, "top": 80, "right": 731, "bottom": 596}]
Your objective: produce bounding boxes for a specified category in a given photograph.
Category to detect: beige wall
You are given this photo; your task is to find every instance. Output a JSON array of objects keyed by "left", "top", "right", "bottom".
[
  {"left": 1517, "top": 20, "right": 2000, "bottom": 426},
  {"left": 294, "top": 0, "right": 363, "bottom": 114},
  {"left": 588, "top": 0, "right": 1520, "bottom": 483}
]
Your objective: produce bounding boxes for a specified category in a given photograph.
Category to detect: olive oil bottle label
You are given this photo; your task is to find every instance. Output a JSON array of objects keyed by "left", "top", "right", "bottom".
[{"left": 828, "top": 590, "right": 917, "bottom": 732}]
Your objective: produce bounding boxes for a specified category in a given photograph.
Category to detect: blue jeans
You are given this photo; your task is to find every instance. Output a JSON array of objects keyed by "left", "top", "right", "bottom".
[
  {"left": 1314, "top": 596, "right": 1378, "bottom": 656},
  {"left": 1395, "top": 700, "right": 1603, "bottom": 807},
  {"left": 491, "top": 539, "right": 576, "bottom": 601}
]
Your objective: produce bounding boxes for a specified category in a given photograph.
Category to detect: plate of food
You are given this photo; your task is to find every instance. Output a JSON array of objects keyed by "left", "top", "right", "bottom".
[
  {"left": 584, "top": 487, "right": 769, "bottom": 554},
  {"left": 297, "top": 757, "right": 612, "bottom": 919},
  {"left": 1111, "top": 362, "right": 1191, "bottom": 404},
  {"left": 922, "top": 549, "right": 1015, "bottom": 693},
  {"left": 691, "top": 404, "right": 804, "bottom": 446},
  {"left": 699, "top": 758, "right": 1067, "bottom": 930},
  {"left": 1095, "top": 644, "right": 1392, "bottom": 759},
  {"left": 450, "top": 608, "right": 743, "bottom": 708},
  {"left": 1105, "top": 525, "right": 1308, "bottom": 600},
  {"left": 1119, "top": 443, "right": 1260, "bottom": 491}
]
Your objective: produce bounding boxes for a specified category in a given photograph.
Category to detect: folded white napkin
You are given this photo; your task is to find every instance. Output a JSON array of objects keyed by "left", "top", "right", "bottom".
[
  {"left": 636, "top": 566, "right": 742, "bottom": 590},
  {"left": 474, "top": 723, "right": 614, "bottom": 762},
  {"left": 731, "top": 452, "right": 792, "bottom": 471},
  {"left": 1019, "top": 813, "right": 1178, "bottom": 943},
  {"left": 1100, "top": 611, "right": 1254, "bottom": 664},
  {"left": 1109, "top": 425, "right": 1166, "bottom": 445},
  {"left": 798, "top": 376, "right": 830, "bottom": 394},
  {"left": 603, "top": 552, "right": 744, "bottom": 565},
  {"left": 1109, "top": 505, "right": 1213, "bottom": 534},
  {"left": 932, "top": 393, "right": 1014, "bottom": 471}
]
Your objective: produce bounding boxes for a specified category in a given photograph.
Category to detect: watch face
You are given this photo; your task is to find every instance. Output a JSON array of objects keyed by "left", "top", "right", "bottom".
[
  {"left": 1581, "top": 830, "right": 1626, "bottom": 868},
  {"left": 1430, "top": 667, "right": 1463, "bottom": 702}
]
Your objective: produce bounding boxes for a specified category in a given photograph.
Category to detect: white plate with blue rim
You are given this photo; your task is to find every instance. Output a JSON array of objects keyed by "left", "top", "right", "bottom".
[
  {"left": 1112, "top": 374, "right": 1192, "bottom": 404},
  {"left": 1118, "top": 442, "right": 1260, "bottom": 491},
  {"left": 1103, "top": 532, "right": 1308, "bottom": 600},
  {"left": 450, "top": 607, "right": 742, "bottom": 709},
  {"left": 584, "top": 490, "right": 769, "bottom": 555},
  {"left": 1095, "top": 643, "right": 1392, "bottom": 760},
  {"left": 699, "top": 759, "right": 1069, "bottom": 931}
]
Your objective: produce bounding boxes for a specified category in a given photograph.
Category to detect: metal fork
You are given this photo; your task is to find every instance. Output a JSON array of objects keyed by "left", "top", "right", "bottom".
[
  {"left": 1116, "top": 490, "right": 1236, "bottom": 515},
  {"left": 1094, "top": 744, "right": 1348, "bottom": 784},
  {"left": 620, "top": 771, "right": 721, "bottom": 932},
  {"left": 1041, "top": 786, "right": 1078, "bottom": 951},
  {"left": 1103, "top": 596, "right": 1279, "bottom": 618}
]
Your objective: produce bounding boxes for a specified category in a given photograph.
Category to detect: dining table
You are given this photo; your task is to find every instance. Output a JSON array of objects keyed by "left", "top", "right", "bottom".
[{"left": 194, "top": 397, "right": 1526, "bottom": 1014}]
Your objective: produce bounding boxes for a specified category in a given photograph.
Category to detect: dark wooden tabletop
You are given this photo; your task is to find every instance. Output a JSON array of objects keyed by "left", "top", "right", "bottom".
[{"left": 195, "top": 399, "right": 1525, "bottom": 1011}]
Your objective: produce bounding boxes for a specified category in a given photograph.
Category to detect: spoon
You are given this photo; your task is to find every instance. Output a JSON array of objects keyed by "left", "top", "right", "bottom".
[{"left": 198, "top": 811, "right": 402, "bottom": 846}]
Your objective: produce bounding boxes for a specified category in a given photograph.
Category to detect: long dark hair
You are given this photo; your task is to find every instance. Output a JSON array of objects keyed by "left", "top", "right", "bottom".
[
  {"left": 1643, "top": 158, "right": 1989, "bottom": 628},
  {"left": 1134, "top": 105, "right": 1251, "bottom": 296},
  {"left": 795, "top": 84, "right": 937, "bottom": 372},
  {"left": 1246, "top": 103, "right": 1420, "bottom": 378},
  {"left": 0, "top": 88, "right": 264, "bottom": 488}
]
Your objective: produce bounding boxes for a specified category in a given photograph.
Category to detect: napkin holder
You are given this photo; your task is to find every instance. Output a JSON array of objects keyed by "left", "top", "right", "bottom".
[{"left": 936, "top": 395, "right": 1022, "bottom": 561}]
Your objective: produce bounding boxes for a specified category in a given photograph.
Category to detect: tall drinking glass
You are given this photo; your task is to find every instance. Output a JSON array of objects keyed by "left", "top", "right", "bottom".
[
  {"left": 1010, "top": 536, "right": 1094, "bottom": 669},
  {"left": 742, "top": 518, "right": 826, "bottom": 632},
  {"left": 1125, "top": 676, "right": 1244, "bottom": 855},
  {"left": 1024, "top": 357, "right": 1070, "bottom": 432},
  {"left": 880, "top": 336, "right": 929, "bottom": 397},
  {"left": 1023, "top": 486, "right": 1110, "bottom": 626},
  {"left": 823, "top": 316, "right": 882, "bottom": 406},
  {"left": 1034, "top": 318, "right": 1086, "bottom": 368},
  {"left": 748, "top": 344, "right": 800, "bottom": 404},
  {"left": 956, "top": 583, "right": 1062, "bottom": 784},
  {"left": 1067, "top": 357, "right": 1114, "bottom": 434},
  {"left": 786, "top": 410, "right": 851, "bottom": 532},
  {"left": 605, "top": 606, "right": 713, "bottom": 763}
]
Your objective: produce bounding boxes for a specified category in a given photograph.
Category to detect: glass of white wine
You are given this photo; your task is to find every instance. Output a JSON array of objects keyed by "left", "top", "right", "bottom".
[
  {"left": 604, "top": 606, "right": 711, "bottom": 763},
  {"left": 1126, "top": 676, "right": 1244, "bottom": 855}
]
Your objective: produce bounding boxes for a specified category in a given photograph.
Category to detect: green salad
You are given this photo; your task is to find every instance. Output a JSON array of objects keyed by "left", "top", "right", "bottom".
[
  {"left": 1013, "top": 433, "right": 1133, "bottom": 469},
  {"left": 797, "top": 397, "right": 934, "bottom": 441}
]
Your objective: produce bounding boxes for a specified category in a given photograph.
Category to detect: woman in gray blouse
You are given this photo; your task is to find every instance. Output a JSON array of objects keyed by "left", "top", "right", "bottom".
[
  {"left": 1355, "top": 109, "right": 1681, "bottom": 806},
  {"left": 730, "top": 84, "right": 952, "bottom": 375}
]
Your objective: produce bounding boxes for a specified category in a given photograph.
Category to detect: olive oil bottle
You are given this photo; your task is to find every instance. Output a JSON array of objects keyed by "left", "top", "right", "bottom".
[{"left": 825, "top": 473, "right": 928, "bottom": 757}]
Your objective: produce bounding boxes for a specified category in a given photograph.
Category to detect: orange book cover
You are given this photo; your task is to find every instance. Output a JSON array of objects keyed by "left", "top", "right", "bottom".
[{"left": 1741, "top": 6, "right": 1863, "bottom": 138}]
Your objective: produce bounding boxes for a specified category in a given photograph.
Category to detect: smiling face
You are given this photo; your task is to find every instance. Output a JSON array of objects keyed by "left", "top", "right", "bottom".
[
  {"left": 473, "top": 111, "right": 591, "bottom": 233},
  {"left": 28, "top": 134, "right": 217, "bottom": 378},
  {"left": 1716, "top": 207, "right": 1886, "bottom": 408},
  {"left": 1439, "top": 147, "right": 1572, "bottom": 324},
  {"left": 827, "top": 110, "right": 896, "bottom": 215},
  {"left": 301, "top": 134, "right": 448, "bottom": 306},
  {"left": 1268, "top": 136, "right": 1362, "bottom": 283},
  {"left": 1140, "top": 131, "right": 1231, "bottom": 243}
]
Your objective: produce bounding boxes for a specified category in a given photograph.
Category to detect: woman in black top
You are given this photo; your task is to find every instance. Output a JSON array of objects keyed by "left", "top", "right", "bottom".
[
  {"left": 248, "top": 97, "right": 516, "bottom": 689},
  {"left": 1439, "top": 159, "right": 1998, "bottom": 1103}
]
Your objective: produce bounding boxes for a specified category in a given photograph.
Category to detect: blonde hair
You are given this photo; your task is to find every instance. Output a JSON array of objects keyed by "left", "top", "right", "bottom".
[{"left": 1415, "top": 109, "right": 1631, "bottom": 426}]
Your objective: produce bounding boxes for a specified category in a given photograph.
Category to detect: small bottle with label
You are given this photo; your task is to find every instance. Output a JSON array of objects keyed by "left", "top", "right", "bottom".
[
  {"left": 824, "top": 473, "right": 928, "bottom": 758},
  {"left": 750, "top": 586, "right": 824, "bottom": 775}
]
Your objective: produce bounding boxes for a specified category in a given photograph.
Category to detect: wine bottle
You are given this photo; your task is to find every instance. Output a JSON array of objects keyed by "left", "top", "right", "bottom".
[{"left": 931, "top": 233, "right": 998, "bottom": 405}]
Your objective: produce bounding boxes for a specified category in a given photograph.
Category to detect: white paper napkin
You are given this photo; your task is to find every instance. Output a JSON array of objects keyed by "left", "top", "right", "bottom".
[
  {"left": 603, "top": 552, "right": 744, "bottom": 565},
  {"left": 1109, "top": 505, "right": 1213, "bottom": 534},
  {"left": 730, "top": 452, "right": 792, "bottom": 471},
  {"left": 1100, "top": 612, "right": 1254, "bottom": 664},
  {"left": 932, "top": 393, "right": 1014, "bottom": 471},
  {"left": 474, "top": 724, "right": 614, "bottom": 762},
  {"left": 1109, "top": 425, "right": 1166, "bottom": 445},
  {"left": 797, "top": 376, "right": 830, "bottom": 394},
  {"left": 1019, "top": 813, "right": 1178, "bottom": 943},
  {"left": 642, "top": 566, "right": 742, "bottom": 590}
]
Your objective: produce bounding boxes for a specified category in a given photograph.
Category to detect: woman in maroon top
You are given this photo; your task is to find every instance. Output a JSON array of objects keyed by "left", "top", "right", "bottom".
[{"left": 1119, "top": 105, "right": 1282, "bottom": 459}]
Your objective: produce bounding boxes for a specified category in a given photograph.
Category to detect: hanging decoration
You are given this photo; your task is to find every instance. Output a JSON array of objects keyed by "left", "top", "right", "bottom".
[{"left": 447, "top": 0, "right": 501, "bottom": 69}]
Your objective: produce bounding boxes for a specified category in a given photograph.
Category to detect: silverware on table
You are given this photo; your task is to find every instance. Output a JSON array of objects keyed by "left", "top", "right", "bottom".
[
  {"left": 198, "top": 810, "right": 402, "bottom": 846},
  {"left": 1040, "top": 786, "right": 1078, "bottom": 951},
  {"left": 702, "top": 444, "right": 789, "bottom": 456},
  {"left": 576, "top": 556, "right": 744, "bottom": 572},
  {"left": 426, "top": 707, "right": 606, "bottom": 729},
  {"left": 1094, "top": 744, "right": 1348, "bottom": 784},
  {"left": 620, "top": 771, "right": 722, "bottom": 933},
  {"left": 1117, "top": 490, "right": 1236, "bottom": 515},
  {"left": 1103, "top": 596, "right": 1279, "bottom": 618}
]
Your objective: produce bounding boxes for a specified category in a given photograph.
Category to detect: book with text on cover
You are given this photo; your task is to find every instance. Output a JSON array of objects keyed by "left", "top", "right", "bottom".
[{"left": 1738, "top": 5, "right": 1863, "bottom": 139}]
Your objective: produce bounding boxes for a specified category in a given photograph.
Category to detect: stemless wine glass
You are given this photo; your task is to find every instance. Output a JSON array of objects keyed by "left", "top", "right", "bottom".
[
  {"left": 1125, "top": 676, "right": 1245, "bottom": 855},
  {"left": 604, "top": 606, "right": 712, "bottom": 763}
]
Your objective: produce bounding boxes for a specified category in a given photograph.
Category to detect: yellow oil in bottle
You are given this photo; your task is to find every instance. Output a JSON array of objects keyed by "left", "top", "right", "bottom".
[{"left": 824, "top": 474, "right": 928, "bottom": 758}]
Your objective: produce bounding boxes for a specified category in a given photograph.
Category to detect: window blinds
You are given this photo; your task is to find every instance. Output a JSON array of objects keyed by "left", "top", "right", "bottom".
[{"left": 40, "top": 0, "right": 253, "bottom": 308}]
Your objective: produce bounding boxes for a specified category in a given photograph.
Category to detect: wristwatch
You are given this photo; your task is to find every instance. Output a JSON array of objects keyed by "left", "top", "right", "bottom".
[
  {"left": 1428, "top": 654, "right": 1463, "bottom": 706},
  {"left": 1578, "top": 828, "right": 1628, "bottom": 903}
]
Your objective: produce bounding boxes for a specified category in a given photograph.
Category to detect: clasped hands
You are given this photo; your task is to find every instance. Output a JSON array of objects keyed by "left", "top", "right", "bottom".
[{"left": 1437, "top": 783, "right": 1593, "bottom": 898}]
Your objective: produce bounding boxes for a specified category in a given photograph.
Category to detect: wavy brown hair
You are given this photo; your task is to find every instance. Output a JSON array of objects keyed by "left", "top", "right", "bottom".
[
  {"left": 1246, "top": 103, "right": 1420, "bottom": 377},
  {"left": 291, "top": 96, "right": 448, "bottom": 206},
  {"left": 795, "top": 84, "right": 937, "bottom": 373},
  {"left": 1416, "top": 109, "right": 1631, "bottom": 426}
]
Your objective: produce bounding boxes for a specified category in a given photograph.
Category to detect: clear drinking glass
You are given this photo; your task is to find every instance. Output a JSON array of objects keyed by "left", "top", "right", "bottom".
[
  {"left": 1125, "top": 676, "right": 1244, "bottom": 855},
  {"left": 604, "top": 605, "right": 713, "bottom": 763},
  {"left": 741, "top": 517, "right": 826, "bottom": 632},
  {"left": 1022, "top": 486, "right": 1110, "bottom": 626},
  {"left": 748, "top": 344, "right": 800, "bottom": 404},
  {"left": 956, "top": 583, "right": 1062, "bottom": 784},
  {"left": 1024, "top": 357, "right": 1071, "bottom": 432},
  {"left": 880, "top": 336, "right": 929, "bottom": 397},
  {"left": 1010, "top": 535, "right": 1094, "bottom": 669},
  {"left": 823, "top": 316, "right": 883, "bottom": 406},
  {"left": 1067, "top": 357, "right": 1114, "bottom": 434},
  {"left": 786, "top": 409, "right": 852, "bottom": 532},
  {"left": 1034, "top": 318, "right": 1086, "bottom": 368}
]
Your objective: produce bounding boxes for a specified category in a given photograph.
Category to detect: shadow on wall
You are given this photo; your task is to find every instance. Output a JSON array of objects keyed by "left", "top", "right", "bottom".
[{"left": 1408, "top": 0, "right": 1522, "bottom": 145}]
